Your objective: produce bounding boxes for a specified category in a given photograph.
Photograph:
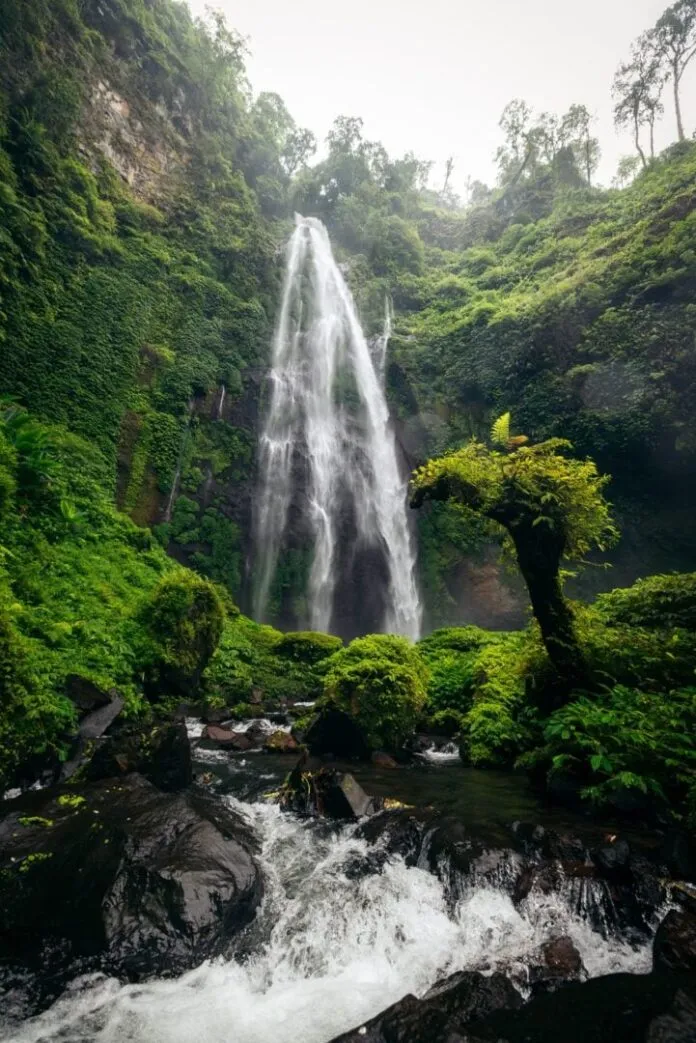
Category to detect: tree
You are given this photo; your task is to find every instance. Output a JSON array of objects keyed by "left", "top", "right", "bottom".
[
  {"left": 612, "top": 154, "right": 641, "bottom": 188},
  {"left": 410, "top": 417, "right": 618, "bottom": 695},
  {"left": 652, "top": 0, "right": 696, "bottom": 141},
  {"left": 282, "top": 127, "right": 317, "bottom": 177},
  {"left": 561, "top": 104, "right": 601, "bottom": 186},
  {"left": 496, "top": 99, "right": 536, "bottom": 183},
  {"left": 613, "top": 38, "right": 665, "bottom": 166}
]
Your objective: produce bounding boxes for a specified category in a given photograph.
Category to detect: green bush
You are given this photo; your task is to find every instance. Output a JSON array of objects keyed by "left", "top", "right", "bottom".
[
  {"left": 522, "top": 685, "right": 696, "bottom": 814},
  {"left": 274, "top": 630, "right": 343, "bottom": 665},
  {"left": 324, "top": 657, "right": 427, "bottom": 751},
  {"left": 594, "top": 573, "right": 696, "bottom": 632},
  {"left": 144, "top": 572, "right": 224, "bottom": 697},
  {"left": 0, "top": 596, "right": 76, "bottom": 787},
  {"left": 424, "top": 651, "right": 477, "bottom": 714}
]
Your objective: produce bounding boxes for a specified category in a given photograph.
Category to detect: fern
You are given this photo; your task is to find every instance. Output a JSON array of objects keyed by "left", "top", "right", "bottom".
[{"left": 491, "top": 411, "right": 511, "bottom": 447}]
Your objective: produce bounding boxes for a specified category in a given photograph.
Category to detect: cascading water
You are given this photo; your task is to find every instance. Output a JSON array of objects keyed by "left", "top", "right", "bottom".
[
  {"left": 253, "top": 216, "right": 421, "bottom": 639},
  {"left": 4, "top": 795, "right": 657, "bottom": 1043}
]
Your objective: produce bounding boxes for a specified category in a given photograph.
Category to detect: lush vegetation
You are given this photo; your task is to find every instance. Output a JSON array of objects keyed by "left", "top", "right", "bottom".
[{"left": 0, "top": 0, "right": 695, "bottom": 831}]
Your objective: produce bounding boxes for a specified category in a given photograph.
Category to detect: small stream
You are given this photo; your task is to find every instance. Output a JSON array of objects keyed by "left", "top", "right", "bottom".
[{"left": 2, "top": 735, "right": 666, "bottom": 1043}]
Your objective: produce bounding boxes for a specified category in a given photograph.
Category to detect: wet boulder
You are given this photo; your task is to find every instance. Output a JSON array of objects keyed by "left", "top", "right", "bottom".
[
  {"left": 653, "top": 908, "right": 696, "bottom": 972},
  {"left": 281, "top": 762, "right": 382, "bottom": 820},
  {"left": 85, "top": 721, "right": 192, "bottom": 791},
  {"left": 459, "top": 971, "right": 696, "bottom": 1043},
  {"left": 371, "top": 751, "right": 398, "bottom": 768},
  {"left": 0, "top": 775, "right": 261, "bottom": 1006},
  {"left": 263, "top": 730, "right": 299, "bottom": 754},
  {"left": 328, "top": 970, "right": 521, "bottom": 1042},
  {"left": 528, "top": 936, "right": 585, "bottom": 994},
  {"left": 304, "top": 708, "right": 371, "bottom": 760},
  {"left": 199, "top": 725, "right": 254, "bottom": 752}
]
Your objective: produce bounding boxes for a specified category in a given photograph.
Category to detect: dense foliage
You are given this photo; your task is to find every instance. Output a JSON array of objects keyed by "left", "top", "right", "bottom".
[
  {"left": 322, "top": 635, "right": 429, "bottom": 751},
  {"left": 0, "top": 0, "right": 695, "bottom": 828}
]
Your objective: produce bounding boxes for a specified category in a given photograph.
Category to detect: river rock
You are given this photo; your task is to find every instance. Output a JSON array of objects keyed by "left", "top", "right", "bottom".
[
  {"left": 653, "top": 908, "right": 696, "bottom": 972},
  {"left": 305, "top": 708, "right": 371, "bottom": 760},
  {"left": 528, "top": 935, "right": 585, "bottom": 993},
  {"left": 592, "top": 837, "right": 631, "bottom": 877},
  {"left": 263, "top": 730, "right": 299, "bottom": 754},
  {"left": 328, "top": 970, "right": 521, "bottom": 1042},
  {"left": 460, "top": 971, "right": 696, "bottom": 1043},
  {"left": 281, "top": 763, "right": 381, "bottom": 819},
  {"left": 85, "top": 721, "right": 192, "bottom": 791},
  {"left": 0, "top": 775, "right": 261, "bottom": 1007},
  {"left": 371, "top": 751, "right": 398, "bottom": 768},
  {"left": 200, "top": 725, "right": 254, "bottom": 751}
]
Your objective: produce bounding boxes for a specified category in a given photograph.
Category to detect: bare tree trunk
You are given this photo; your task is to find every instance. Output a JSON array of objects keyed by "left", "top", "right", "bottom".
[
  {"left": 634, "top": 115, "right": 648, "bottom": 168},
  {"left": 650, "top": 118, "right": 655, "bottom": 159},
  {"left": 673, "top": 63, "right": 685, "bottom": 142}
]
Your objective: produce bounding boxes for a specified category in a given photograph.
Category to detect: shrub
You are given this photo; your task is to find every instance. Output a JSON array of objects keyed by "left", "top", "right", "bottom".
[
  {"left": 0, "top": 602, "right": 76, "bottom": 788},
  {"left": 594, "top": 573, "right": 696, "bottom": 632},
  {"left": 424, "top": 651, "right": 477, "bottom": 714},
  {"left": 523, "top": 685, "right": 696, "bottom": 814},
  {"left": 274, "top": 630, "right": 343, "bottom": 665},
  {"left": 324, "top": 657, "right": 427, "bottom": 751},
  {"left": 144, "top": 571, "right": 224, "bottom": 697},
  {"left": 325, "top": 633, "right": 428, "bottom": 687}
]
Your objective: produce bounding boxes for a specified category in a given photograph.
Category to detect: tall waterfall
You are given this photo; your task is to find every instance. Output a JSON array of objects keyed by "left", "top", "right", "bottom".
[{"left": 254, "top": 216, "right": 421, "bottom": 639}]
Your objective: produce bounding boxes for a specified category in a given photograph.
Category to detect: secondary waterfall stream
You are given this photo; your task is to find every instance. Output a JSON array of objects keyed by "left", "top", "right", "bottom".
[{"left": 254, "top": 216, "right": 421, "bottom": 639}]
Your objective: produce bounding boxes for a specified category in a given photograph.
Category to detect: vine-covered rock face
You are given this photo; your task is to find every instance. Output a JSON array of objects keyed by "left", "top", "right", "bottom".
[{"left": 0, "top": 776, "right": 262, "bottom": 1011}]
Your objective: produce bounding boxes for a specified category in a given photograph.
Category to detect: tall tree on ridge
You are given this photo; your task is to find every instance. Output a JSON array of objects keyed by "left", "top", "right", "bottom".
[
  {"left": 652, "top": 0, "right": 696, "bottom": 141},
  {"left": 613, "top": 38, "right": 665, "bottom": 167}
]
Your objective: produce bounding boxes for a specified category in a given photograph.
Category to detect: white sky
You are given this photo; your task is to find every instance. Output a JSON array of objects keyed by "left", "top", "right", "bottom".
[{"left": 187, "top": 0, "right": 696, "bottom": 193}]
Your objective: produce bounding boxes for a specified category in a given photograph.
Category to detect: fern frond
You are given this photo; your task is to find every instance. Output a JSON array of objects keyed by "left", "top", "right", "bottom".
[{"left": 491, "top": 411, "right": 511, "bottom": 447}]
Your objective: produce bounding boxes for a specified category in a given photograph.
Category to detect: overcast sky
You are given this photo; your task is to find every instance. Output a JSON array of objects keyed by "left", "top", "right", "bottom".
[{"left": 187, "top": 0, "right": 696, "bottom": 194}]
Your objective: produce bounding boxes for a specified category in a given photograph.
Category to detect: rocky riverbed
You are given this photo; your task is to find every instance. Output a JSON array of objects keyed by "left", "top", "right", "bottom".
[{"left": 1, "top": 718, "right": 695, "bottom": 1043}]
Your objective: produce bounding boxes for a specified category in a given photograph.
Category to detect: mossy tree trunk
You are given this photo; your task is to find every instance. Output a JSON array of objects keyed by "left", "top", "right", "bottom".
[
  {"left": 411, "top": 475, "right": 588, "bottom": 699},
  {"left": 506, "top": 518, "right": 588, "bottom": 694}
]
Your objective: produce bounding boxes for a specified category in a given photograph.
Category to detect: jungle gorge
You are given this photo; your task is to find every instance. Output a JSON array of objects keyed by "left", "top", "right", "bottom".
[{"left": 1, "top": 0, "right": 696, "bottom": 1040}]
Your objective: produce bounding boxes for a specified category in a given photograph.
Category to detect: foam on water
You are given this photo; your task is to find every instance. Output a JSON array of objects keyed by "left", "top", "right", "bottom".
[{"left": 3, "top": 798, "right": 655, "bottom": 1043}]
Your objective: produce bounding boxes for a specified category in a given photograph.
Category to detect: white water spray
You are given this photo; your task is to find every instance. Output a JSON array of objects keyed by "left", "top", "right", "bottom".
[
  {"left": 254, "top": 216, "right": 421, "bottom": 639},
  {"left": 5, "top": 798, "right": 657, "bottom": 1043}
]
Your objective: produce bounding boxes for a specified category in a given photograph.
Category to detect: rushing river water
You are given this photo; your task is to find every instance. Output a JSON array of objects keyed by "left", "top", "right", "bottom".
[{"left": 2, "top": 747, "right": 662, "bottom": 1043}]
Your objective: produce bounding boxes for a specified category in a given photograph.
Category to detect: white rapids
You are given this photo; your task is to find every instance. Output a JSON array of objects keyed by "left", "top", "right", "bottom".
[
  {"left": 3, "top": 798, "right": 657, "bottom": 1043},
  {"left": 253, "top": 215, "right": 421, "bottom": 639}
]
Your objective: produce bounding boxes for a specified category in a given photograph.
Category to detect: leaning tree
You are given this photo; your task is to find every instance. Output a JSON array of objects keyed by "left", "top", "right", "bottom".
[{"left": 410, "top": 415, "right": 618, "bottom": 692}]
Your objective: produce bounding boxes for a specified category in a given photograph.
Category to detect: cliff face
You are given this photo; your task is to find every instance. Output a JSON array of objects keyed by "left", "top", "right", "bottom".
[{"left": 0, "top": 0, "right": 284, "bottom": 616}]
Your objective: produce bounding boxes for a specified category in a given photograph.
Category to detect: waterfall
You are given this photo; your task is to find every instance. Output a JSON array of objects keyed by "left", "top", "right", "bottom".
[
  {"left": 371, "top": 295, "right": 393, "bottom": 384},
  {"left": 217, "top": 384, "right": 226, "bottom": 420},
  {"left": 163, "top": 397, "right": 194, "bottom": 523},
  {"left": 254, "top": 216, "right": 421, "bottom": 639}
]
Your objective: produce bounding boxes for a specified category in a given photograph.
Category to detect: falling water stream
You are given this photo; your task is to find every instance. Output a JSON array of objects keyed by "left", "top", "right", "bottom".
[{"left": 254, "top": 216, "right": 421, "bottom": 639}]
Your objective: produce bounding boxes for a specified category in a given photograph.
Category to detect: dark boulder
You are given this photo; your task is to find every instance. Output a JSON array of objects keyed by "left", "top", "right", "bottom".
[
  {"left": 281, "top": 763, "right": 381, "bottom": 820},
  {"left": 653, "top": 908, "right": 696, "bottom": 972},
  {"left": 592, "top": 837, "right": 631, "bottom": 878},
  {"left": 528, "top": 935, "right": 585, "bottom": 994},
  {"left": 305, "top": 708, "right": 371, "bottom": 760},
  {"left": 371, "top": 751, "right": 398, "bottom": 768},
  {"left": 0, "top": 774, "right": 261, "bottom": 1008},
  {"left": 65, "top": 674, "right": 117, "bottom": 713},
  {"left": 199, "top": 725, "right": 254, "bottom": 752},
  {"left": 659, "top": 829, "right": 696, "bottom": 883},
  {"left": 328, "top": 970, "right": 521, "bottom": 1042},
  {"left": 85, "top": 722, "right": 192, "bottom": 791},
  {"left": 460, "top": 971, "right": 696, "bottom": 1043}
]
